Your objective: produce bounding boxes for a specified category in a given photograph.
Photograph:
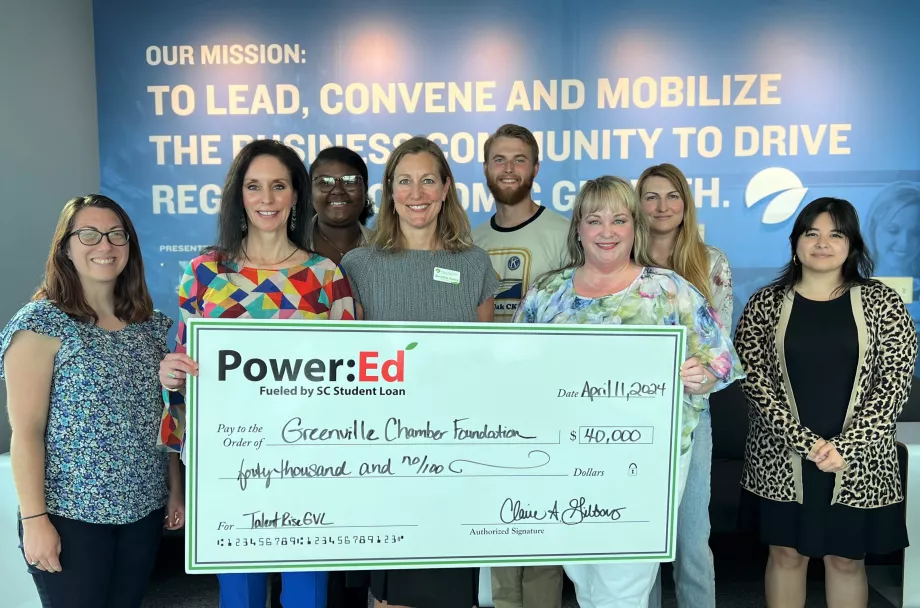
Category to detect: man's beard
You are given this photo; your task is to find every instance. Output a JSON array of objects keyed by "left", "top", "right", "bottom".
[{"left": 487, "top": 173, "right": 534, "bottom": 206}]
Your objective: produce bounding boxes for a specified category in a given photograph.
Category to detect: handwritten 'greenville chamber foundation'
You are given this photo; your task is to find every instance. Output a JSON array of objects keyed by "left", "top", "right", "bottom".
[{"left": 279, "top": 417, "right": 537, "bottom": 444}]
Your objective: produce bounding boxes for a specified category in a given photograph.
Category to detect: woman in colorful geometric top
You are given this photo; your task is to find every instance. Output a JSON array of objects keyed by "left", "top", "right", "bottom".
[
  {"left": 513, "top": 175, "right": 744, "bottom": 607},
  {"left": 158, "top": 139, "right": 355, "bottom": 608}
]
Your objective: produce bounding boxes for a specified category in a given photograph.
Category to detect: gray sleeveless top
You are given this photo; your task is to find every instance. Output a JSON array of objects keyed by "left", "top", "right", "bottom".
[{"left": 340, "top": 245, "right": 499, "bottom": 322}]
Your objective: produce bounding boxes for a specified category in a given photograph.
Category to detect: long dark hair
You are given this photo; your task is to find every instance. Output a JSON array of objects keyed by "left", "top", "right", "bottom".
[
  {"left": 34, "top": 194, "right": 154, "bottom": 324},
  {"left": 205, "top": 139, "right": 312, "bottom": 261},
  {"left": 769, "top": 197, "right": 875, "bottom": 293},
  {"left": 309, "top": 146, "right": 375, "bottom": 225}
]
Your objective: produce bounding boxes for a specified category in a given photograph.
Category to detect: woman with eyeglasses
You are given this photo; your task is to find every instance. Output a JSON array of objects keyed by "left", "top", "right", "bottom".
[
  {"left": 308, "top": 146, "right": 376, "bottom": 265},
  {"left": 0, "top": 195, "right": 184, "bottom": 608},
  {"left": 157, "top": 139, "right": 356, "bottom": 608}
]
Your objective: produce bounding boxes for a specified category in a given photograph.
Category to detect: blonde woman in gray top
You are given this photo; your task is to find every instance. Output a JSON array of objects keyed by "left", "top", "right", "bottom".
[
  {"left": 638, "top": 163, "right": 734, "bottom": 608},
  {"left": 340, "top": 136, "right": 498, "bottom": 608}
]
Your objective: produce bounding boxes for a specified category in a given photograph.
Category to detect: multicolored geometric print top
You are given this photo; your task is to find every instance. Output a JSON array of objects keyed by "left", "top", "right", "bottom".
[{"left": 157, "top": 251, "right": 355, "bottom": 455}]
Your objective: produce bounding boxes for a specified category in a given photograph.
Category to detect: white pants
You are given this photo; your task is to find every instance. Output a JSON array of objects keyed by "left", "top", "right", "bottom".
[{"left": 563, "top": 448, "right": 693, "bottom": 608}]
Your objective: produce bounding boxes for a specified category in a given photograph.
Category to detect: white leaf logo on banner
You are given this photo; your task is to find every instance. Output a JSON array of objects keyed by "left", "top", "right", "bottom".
[{"left": 744, "top": 167, "right": 809, "bottom": 224}]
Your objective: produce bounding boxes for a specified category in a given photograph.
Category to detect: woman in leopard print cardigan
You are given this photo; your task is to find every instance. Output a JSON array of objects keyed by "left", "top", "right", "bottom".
[{"left": 735, "top": 197, "right": 917, "bottom": 608}]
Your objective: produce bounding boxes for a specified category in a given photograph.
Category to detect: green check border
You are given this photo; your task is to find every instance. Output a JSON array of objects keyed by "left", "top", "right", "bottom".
[{"left": 185, "top": 319, "right": 686, "bottom": 572}]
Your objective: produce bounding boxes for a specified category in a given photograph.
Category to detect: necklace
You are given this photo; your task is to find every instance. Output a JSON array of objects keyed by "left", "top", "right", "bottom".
[
  {"left": 316, "top": 224, "right": 361, "bottom": 257},
  {"left": 241, "top": 244, "right": 300, "bottom": 267}
]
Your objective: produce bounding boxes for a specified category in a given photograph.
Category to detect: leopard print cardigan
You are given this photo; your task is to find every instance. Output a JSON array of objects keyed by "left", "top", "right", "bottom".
[{"left": 735, "top": 281, "right": 917, "bottom": 508}]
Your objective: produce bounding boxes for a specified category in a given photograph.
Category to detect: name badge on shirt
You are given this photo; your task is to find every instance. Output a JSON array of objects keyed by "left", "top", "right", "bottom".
[{"left": 433, "top": 267, "right": 461, "bottom": 285}]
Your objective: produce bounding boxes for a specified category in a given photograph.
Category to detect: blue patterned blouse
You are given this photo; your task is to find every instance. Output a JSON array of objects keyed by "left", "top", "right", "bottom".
[{"left": 0, "top": 300, "right": 172, "bottom": 524}]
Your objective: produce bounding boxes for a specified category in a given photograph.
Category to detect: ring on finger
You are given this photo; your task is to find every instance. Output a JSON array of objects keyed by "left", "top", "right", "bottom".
[{"left": 167, "top": 372, "right": 177, "bottom": 379}]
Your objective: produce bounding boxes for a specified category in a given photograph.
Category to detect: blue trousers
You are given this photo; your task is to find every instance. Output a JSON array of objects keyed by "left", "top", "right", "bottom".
[{"left": 218, "top": 572, "right": 328, "bottom": 608}]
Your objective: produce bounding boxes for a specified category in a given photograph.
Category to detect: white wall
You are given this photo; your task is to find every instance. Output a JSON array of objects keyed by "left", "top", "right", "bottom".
[{"left": 0, "top": 0, "right": 100, "bottom": 453}]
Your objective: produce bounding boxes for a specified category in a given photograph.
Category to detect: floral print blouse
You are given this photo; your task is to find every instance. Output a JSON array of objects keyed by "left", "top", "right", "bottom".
[
  {"left": 0, "top": 300, "right": 171, "bottom": 524},
  {"left": 513, "top": 265, "right": 744, "bottom": 453},
  {"left": 707, "top": 245, "right": 734, "bottom": 330}
]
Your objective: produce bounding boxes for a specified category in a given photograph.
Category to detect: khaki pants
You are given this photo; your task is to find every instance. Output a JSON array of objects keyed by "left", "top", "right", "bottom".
[{"left": 491, "top": 566, "right": 563, "bottom": 608}]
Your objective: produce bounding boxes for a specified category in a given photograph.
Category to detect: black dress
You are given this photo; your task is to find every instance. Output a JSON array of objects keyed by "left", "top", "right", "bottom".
[
  {"left": 743, "top": 292, "right": 909, "bottom": 559},
  {"left": 368, "top": 568, "right": 479, "bottom": 608}
]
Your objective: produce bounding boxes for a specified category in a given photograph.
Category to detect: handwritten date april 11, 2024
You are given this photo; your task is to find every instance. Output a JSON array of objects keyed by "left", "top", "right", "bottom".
[{"left": 558, "top": 380, "right": 668, "bottom": 402}]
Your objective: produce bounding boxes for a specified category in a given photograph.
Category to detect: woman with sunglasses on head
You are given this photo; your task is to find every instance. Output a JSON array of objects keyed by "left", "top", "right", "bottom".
[
  {"left": 1, "top": 195, "right": 184, "bottom": 608},
  {"left": 158, "top": 139, "right": 356, "bottom": 608}
]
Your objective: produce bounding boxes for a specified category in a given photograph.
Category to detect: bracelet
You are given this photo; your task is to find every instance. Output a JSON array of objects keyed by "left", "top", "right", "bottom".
[
  {"left": 20, "top": 512, "right": 48, "bottom": 521},
  {"left": 163, "top": 386, "right": 180, "bottom": 393}
]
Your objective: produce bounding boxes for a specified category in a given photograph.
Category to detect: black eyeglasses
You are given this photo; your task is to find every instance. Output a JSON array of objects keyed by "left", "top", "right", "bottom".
[
  {"left": 69, "top": 229, "right": 130, "bottom": 246},
  {"left": 312, "top": 175, "right": 363, "bottom": 193}
]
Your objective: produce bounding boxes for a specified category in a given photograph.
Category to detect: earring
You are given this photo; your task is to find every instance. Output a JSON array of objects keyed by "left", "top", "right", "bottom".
[
  {"left": 793, "top": 254, "right": 798, "bottom": 265},
  {"left": 240, "top": 216, "right": 247, "bottom": 232},
  {"left": 290, "top": 205, "right": 297, "bottom": 230}
]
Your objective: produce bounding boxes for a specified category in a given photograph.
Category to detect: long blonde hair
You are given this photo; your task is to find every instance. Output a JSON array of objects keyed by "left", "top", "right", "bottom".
[
  {"left": 373, "top": 136, "right": 472, "bottom": 252},
  {"left": 536, "top": 176, "right": 655, "bottom": 287},
  {"left": 636, "top": 163, "right": 712, "bottom": 303}
]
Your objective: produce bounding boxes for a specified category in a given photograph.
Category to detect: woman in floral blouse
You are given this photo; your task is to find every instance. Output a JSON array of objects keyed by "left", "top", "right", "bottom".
[
  {"left": 513, "top": 175, "right": 744, "bottom": 606},
  {"left": 638, "top": 163, "right": 734, "bottom": 608}
]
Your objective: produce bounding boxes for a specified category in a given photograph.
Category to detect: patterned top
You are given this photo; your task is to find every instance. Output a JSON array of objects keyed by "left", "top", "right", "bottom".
[
  {"left": 706, "top": 245, "right": 734, "bottom": 330},
  {"left": 513, "top": 266, "right": 745, "bottom": 453},
  {"left": 0, "top": 300, "right": 172, "bottom": 524},
  {"left": 736, "top": 282, "right": 918, "bottom": 507},
  {"left": 158, "top": 251, "right": 356, "bottom": 456}
]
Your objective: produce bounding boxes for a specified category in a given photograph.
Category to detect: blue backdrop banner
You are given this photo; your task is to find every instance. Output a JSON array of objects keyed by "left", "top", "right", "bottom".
[{"left": 92, "top": 0, "right": 920, "bottom": 372}]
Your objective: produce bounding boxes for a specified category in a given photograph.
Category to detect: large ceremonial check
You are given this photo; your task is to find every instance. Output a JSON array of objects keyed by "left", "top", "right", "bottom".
[{"left": 184, "top": 318, "right": 686, "bottom": 573}]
